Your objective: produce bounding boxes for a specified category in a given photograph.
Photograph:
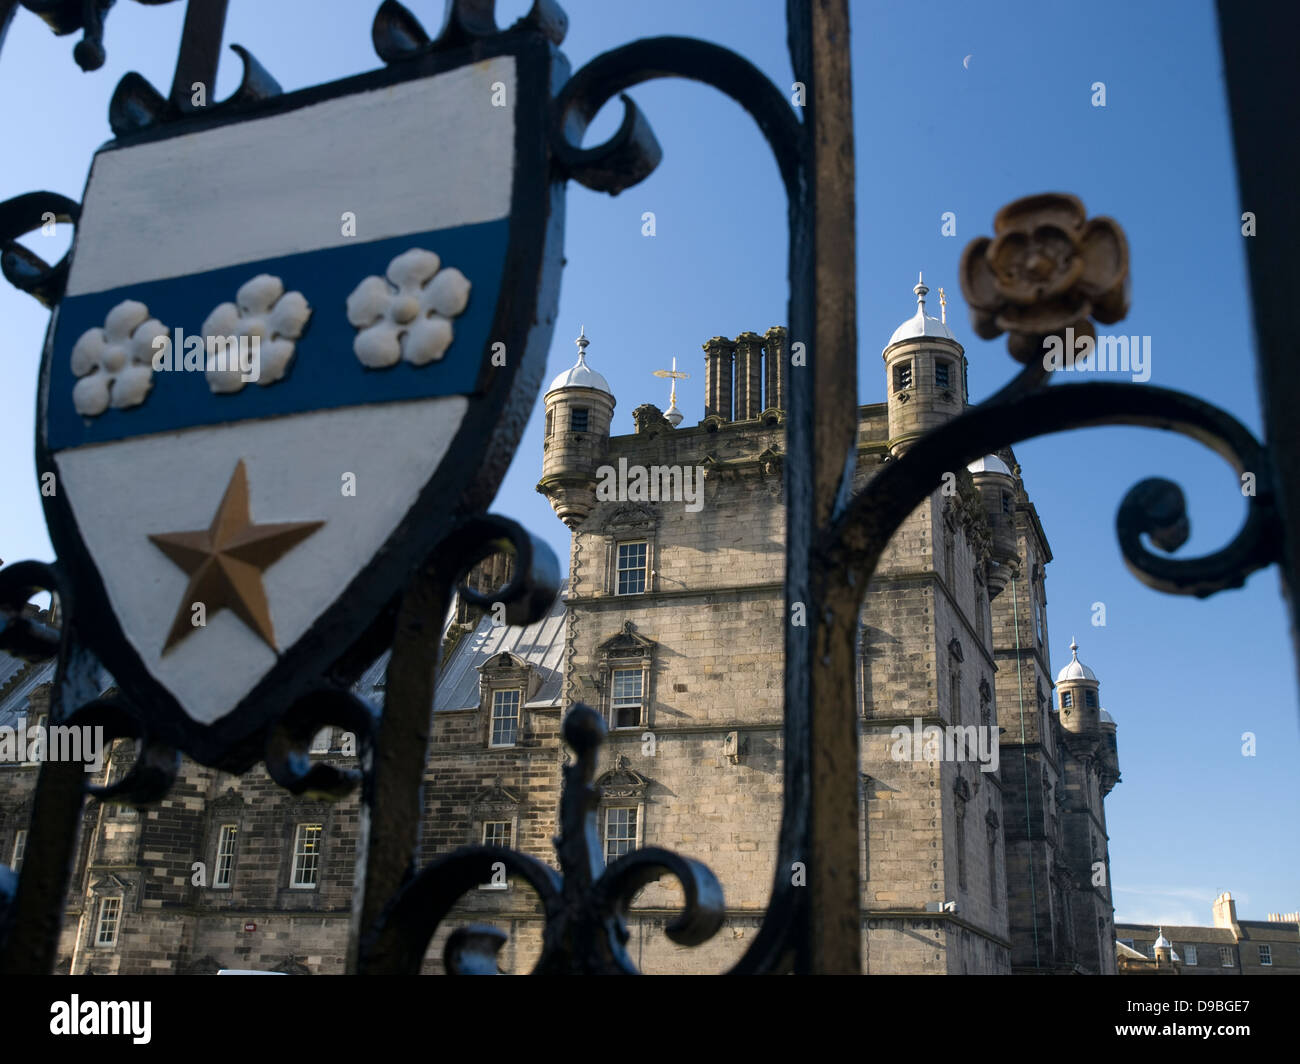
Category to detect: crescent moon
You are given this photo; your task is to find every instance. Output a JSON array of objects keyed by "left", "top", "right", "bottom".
[{"left": 963, "top": 54, "right": 972, "bottom": 69}]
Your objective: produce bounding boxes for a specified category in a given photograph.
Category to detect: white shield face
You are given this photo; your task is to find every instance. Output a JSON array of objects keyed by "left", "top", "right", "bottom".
[{"left": 42, "top": 55, "right": 520, "bottom": 727}]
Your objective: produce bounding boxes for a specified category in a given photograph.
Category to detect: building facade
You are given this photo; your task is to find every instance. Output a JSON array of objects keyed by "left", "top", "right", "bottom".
[
  {"left": 1116, "top": 893, "right": 1300, "bottom": 975},
  {"left": 2, "top": 278, "right": 1124, "bottom": 973}
]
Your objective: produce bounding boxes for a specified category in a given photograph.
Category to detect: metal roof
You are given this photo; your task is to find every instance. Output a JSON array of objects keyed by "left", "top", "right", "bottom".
[{"left": 352, "top": 582, "right": 568, "bottom": 714}]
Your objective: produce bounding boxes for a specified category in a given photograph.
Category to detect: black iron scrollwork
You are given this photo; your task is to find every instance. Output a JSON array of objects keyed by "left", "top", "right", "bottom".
[
  {"left": 360, "top": 704, "right": 724, "bottom": 974},
  {"left": 0, "top": 193, "right": 79, "bottom": 308},
  {"left": 108, "top": 42, "right": 280, "bottom": 136},
  {"left": 371, "top": 0, "right": 567, "bottom": 64},
  {"left": 552, "top": 37, "right": 801, "bottom": 198},
  {"left": 264, "top": 688, "right": 376, "bottom": 800},
  {"left": 70, "top": 696, "right": 181, "bottom": 805}
]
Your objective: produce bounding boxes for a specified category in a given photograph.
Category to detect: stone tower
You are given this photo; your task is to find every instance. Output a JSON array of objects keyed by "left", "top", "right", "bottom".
[
  {"left": 536, "top": 328, "right": 615, "bottom": 527},
  {"left": 883, "top": 274, "right": 968, "bottom": 456},
  {"left": 1056, "top": 638, "right": 1101, "bottom": 735}
]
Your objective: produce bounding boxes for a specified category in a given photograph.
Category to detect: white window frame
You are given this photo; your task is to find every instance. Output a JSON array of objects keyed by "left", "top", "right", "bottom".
[
  {"left": 615, "top": 541, "right": 648, "bottom": 596},
  {"left": 893, "top": 360, "right": 913, "bottom": 391},
  {"left": 603, "top": 806, "right": 639, "bottom": 865},
  {"left": 1060, "top": 690, "right": 1073, "bottom": 709},
  {"left": 1184, "top": 944, "right": 1198, "bottom": 966},
  {"left": 1259, "top": 944, "right": 1272, "bottom": 966},
  {"left": 482, "top": 820, "right": 512, "bottom": 848},
  {"left": 1220, "top": 945, "right": 1235, "bottom": 967},
  {"left": 489, "top": 688, "right": 521, "bottom": 748},
  {"left": 290, "top": 823, "right": 323, "bottom": 889},
  {"left": 94, "top": 896, "right": 122, "bottom": 948},
  {"left": 11, "top": 829, "right": 27, "bottom": 870},
  {"left": 213, "top": 823, "right": 238, "bottom": 889},
  {"left": 610, "top": 668, "right": 644, "bottom": 730}
]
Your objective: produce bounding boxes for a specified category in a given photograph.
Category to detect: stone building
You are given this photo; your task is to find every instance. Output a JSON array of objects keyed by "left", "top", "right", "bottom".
[
  {"left": 1116, "top": 893, "right": 1300, "bottom": 975},
  {"left": 2, "top": 277, "right": 1123, "bottom": 973}
]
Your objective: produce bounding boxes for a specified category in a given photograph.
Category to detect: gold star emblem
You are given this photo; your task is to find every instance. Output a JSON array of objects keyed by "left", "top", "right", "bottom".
[{"left": 148, "top": 460, "right": 323, "bottom": 653}]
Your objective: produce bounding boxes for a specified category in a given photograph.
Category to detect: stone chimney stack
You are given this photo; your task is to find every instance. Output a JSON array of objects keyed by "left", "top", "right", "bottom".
[
  {"left": 1213, "top": 892, "right": 1242, "bottom": 935},
  {"left": 703, "top": 336, "right": 735, "bottom": 422},
  {"left": 763, "top": 326, "right": 788, "bottom": 414},
  {"left": 733, "top": 331, "right": 764, "bottom": 420}
]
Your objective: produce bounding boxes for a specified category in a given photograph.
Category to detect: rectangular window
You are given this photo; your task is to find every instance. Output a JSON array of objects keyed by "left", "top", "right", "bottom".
[
  {"left": 1220, "top": 946, "right": 1234, "bottom": 967},
  {"left": 95, "top": 896, "right": 121, "bottom": 948},
  {"left": 604, "top": 807, "right": 637, "bottom": 864},
  {"left": 893, "top": 362, "right": 912, "bottom": 391},
  {"left": 291, "top": 824, "right": 322, "bottom": 889},
  {"left": 11, "top": 829, "right": 27, "bottom": 870},
  {"left": 1184, "top": 944, "right": 1198, "bottom": 966},
  {"left": 616, "top": 541, "right": 647, "bottom": 595},
  {"left": 545, "top": 408, "right": 554, "bottom": 437},
  {"left": 1259, "top": 944, "right": 1272, "bottom": 966},
  {"left": 490, "top": 689, "right": 521, "bottom": 747},
  {"left": 214, "top": 824, "right": 238, "bottom": 888},
  {"left": 570, "top": 407, "right": 589, "bottom": 433},
  {"left": 1060, "top": 690, "right": 1073, "bottom": 709},
  {"left": 1144, "top": 941, "right": 1156, "bottom": 959},
  {"left": 1001, "top": 492, "right": 1011, "bottom": 514},
  {"left": 611, "top": 668, "right": 643, "bottom": 729},
  {"left": 935, "top": 361, "right": 951, "bottom": 389},
  {"left": 1084, "top": 689, "right": 1098, "bottom": 708},
  {"left": 482, "top": 821, "right": 512, "bottom": 848}
]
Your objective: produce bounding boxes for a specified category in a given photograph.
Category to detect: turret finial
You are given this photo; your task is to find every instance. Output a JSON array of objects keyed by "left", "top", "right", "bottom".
[
  {"left": 575, "top": 326, "right": 590, "bottom": 363},
  {"left": 1070, "top": 637, "right": 1079, "bottom": 659},
  {"left": 939, "top": 287, "right": 947, "bottom": 324},
  {"left": 914, "top": 271, "right": 929, "bottom": 312}
]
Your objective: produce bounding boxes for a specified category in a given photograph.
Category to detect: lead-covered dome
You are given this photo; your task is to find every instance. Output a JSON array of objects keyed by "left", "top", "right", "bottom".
[
  {"left": 548, "top": 327, "right": 611, "bottom": 394},
  {"left": 1056, "top": 638, "right": 1097, "bottom": 683},
  {"left": 887, "top": 273, "right": 956, "bottom": 346},
  {"left": 967, "top": 454, "right": 1012, "bottom": 476}
]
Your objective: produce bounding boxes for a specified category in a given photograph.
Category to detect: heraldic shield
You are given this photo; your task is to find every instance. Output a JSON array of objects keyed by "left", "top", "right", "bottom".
[{"left": 34, "top": 29, "right": 567, "bottom": 770}]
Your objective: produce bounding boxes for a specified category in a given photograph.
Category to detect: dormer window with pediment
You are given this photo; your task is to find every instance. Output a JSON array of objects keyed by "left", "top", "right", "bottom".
[{"left": 477, "top": 651, "right": 542, "bottom": 748}]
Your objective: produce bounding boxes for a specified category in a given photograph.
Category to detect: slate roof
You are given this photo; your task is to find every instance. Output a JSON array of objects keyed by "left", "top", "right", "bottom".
[
  {"left": 1116, "top": 924, "right": 1238, "bottom": 945},
  {"left": 353, "top": 582, "right": 568, "bottom": 713}
]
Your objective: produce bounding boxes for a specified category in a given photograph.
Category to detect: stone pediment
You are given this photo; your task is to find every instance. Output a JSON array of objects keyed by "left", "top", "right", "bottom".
[
  {"left": 90, "top": 873, "right": 131, "bottom": 894},
  {"left": 596, "top": 621, "right": 656, "bottom": 658},
  {"left": 479, "top": 651, "right": 530, "bottom": 673},
  {"left": 470, "top": 779, "right": 520, "bottom": 807},
  {"left": 211, "top": 787, "right": 245, "bottom": 814},
  {"left": 597, "top": 502, "right": 658, "bottom": 534},
  {"left": 596, "top": 755, "right": 651, "bottom": 799}
]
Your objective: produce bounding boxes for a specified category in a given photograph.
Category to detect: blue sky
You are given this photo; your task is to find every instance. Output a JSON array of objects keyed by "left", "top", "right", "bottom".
[{"left": 0, "top": 0, "right": 1294, "bottom": 928}]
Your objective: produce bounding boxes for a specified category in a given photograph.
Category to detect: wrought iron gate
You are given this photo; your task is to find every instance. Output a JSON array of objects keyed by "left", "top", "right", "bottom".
[{"left": 0, "top": 0, "right": 1294, "bottom": 975}]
